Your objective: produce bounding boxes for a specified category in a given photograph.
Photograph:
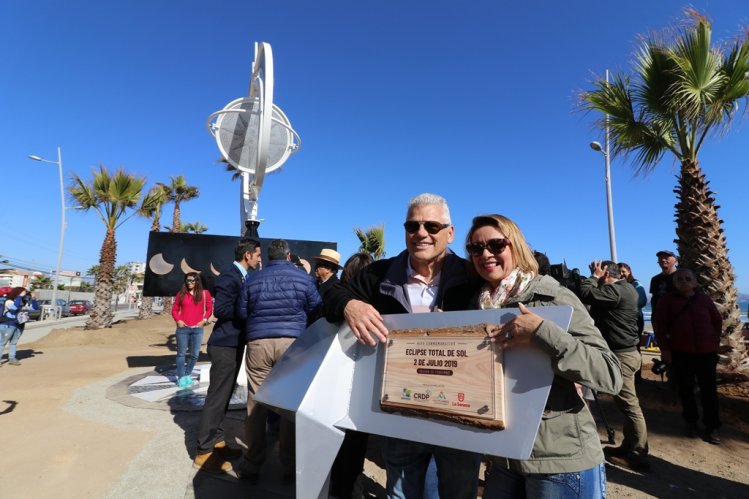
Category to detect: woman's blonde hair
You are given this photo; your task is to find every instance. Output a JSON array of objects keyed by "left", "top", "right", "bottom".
[{"left": 465, "top": 214, "right": 538, "bottom": 275}]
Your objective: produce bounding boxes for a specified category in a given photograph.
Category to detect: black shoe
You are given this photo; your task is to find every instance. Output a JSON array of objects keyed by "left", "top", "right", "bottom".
[
  {"left": 603, "top": 445, "right": 629, "bottom": 458},
  {"left": 706, "top": 429, "right": 721, "bottom": 445}
]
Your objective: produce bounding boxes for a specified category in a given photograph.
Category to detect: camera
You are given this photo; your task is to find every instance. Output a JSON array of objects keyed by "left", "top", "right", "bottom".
[
  {"left": 548, "top": 262, "right": 584, "bottom": 297},
  {"left": 651, "top": 358, "right": 669, "bottom": 375}
]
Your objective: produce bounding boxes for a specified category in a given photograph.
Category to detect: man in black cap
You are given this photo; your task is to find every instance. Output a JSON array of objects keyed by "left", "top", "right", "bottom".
[{"left": 649, "top": 250, "right": 678, "bottom": 319}]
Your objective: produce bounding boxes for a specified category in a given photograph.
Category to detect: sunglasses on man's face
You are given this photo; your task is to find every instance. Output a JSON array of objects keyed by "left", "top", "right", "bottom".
[
  {"left": 465, "top": 238, "right": 511, "bottom": 257},
  {"left": 403, "top": 220, "right": 451, "bottom": 234}
]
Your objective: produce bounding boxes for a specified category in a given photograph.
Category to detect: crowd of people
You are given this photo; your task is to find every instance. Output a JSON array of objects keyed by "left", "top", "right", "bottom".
[{"left": 164, "top": 192, "right": 725, "bottom": 499}]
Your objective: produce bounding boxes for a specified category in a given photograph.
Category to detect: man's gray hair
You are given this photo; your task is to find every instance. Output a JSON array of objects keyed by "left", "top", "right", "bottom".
[
  {"left": 601, "top": 260, "right": 621, "bottom": 279},
  {"left": 268, "top": 239, "right": 290, "bottom": 261},
  {"left": 406, "top": 193, "right": 451, "bottom": 224}
]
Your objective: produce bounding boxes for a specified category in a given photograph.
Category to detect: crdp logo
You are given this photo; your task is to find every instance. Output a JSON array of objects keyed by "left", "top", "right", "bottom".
[
  {"left": 413, "top": 389, "right": 430, "bottom": 400},
  {"left": 401, "top": 388, "right": 412, "bottom": 400}
]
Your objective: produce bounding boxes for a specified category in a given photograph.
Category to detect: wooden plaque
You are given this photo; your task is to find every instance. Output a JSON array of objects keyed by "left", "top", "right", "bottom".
[{"left": 381, "top": 323, "right": 505, "bottom": 430}]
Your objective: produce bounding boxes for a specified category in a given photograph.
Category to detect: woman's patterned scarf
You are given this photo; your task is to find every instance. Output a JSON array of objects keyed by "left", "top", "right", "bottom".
[{"left": 478, "top": 268, "right": 534, "bottom": 310}]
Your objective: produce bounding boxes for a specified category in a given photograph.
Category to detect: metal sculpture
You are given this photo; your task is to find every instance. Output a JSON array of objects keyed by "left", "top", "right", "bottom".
[{"left": 207, "top": 42, "right": 301, "bottom": 236}]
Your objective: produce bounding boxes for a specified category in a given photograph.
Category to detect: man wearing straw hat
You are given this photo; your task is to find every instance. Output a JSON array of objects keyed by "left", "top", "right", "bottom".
[{"left": 313, "top": 248, "right": 342, "bottom": 300}]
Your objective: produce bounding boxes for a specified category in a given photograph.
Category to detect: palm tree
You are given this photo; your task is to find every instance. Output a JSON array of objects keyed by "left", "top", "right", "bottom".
[
  {"left": 29, "top": 274, "right": 52, "bottom": 290},
  {"left": 157, "top": 176, "right": 198, "bottom": 313},
  {"left": 70, "top": 165, "right": 146, "bottom": 329},
  {"left": 86, "top": 264, "right": 100, "bottom": 278},
  {"left": 138, "top": 185, "right": 169, "bottom": 232},
  {"left": 112, "top": 265, "right": 133, "bottom": 307},
  {"left": 581, "top": 10, "right": 749, "bottom": 365},
  {"left": 136, "top": 185, "right": 168, "bottom": 320},
  {"left": 217, "top": 157, "right": 242, "bottom": 181},
  {"left": 158, "top": 175, "right": 199, "bottom": 233},
  {"left": 354, "top": 225, "right": 386, "bottom": 260},
  {"left": 184, "top": 221, "right": 208, "bottom": 234}
]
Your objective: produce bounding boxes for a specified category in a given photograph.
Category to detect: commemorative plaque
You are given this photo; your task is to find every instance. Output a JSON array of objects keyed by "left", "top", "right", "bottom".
[{"left": 381, "top": 323, "right": 505, "bottom": 429}]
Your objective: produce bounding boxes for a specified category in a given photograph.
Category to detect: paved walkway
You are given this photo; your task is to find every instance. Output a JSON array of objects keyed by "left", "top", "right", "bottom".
[{"left": 14, "top": 312, "right": 303, "bottom": 498}]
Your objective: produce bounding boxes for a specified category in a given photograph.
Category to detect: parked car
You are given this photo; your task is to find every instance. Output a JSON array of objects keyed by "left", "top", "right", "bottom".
[
  {"left": 68, "top": 300, "right": 93, "bottom": 316},
  {"left": 36, "top": 299, "right": 72, "bottom": 318}
]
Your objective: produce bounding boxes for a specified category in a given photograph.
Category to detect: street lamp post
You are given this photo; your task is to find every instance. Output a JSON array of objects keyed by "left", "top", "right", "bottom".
[
  {"left": 28, "top": 147, "right": 66, "bottom": 319},
  {"left": 589, "top": 140, "right": 617, "bottom": 262},
  {"left": 589, "top": 69, "right": 618, "bottom": 263}
]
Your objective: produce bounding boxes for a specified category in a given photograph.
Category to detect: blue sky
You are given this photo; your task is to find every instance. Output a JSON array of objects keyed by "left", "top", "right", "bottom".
[{"left": 2, "top": 1, "right": 748, "bottom": 292}]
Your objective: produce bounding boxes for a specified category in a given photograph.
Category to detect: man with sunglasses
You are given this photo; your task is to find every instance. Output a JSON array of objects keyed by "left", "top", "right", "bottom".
[
  {"left": 193, "top": 237, "right": 262, "bottom": 474},
  {"left": 324, "top": 193, "right": 481, "bottom": 499}
]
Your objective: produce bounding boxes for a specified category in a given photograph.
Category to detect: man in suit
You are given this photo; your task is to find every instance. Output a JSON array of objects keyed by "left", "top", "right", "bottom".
[{"left": 193, "top": 237, "right": 262, "bottom": 473}]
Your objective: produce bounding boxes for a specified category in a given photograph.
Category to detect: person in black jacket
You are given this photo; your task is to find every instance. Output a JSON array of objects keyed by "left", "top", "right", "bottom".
[
  {"left": 324, "top": 193, "right": 481, "bottom": 499},
  {"left": 579, "top": 260, "right": 649, "bottom": 472},
  {"left": 313, "top": 248, "right": 342, "bottom": 300},
  {"left": 193, "top": 238, "right": 261, "bottom": 474}
]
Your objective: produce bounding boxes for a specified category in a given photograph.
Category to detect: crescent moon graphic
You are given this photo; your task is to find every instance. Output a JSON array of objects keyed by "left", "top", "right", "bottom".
[
  {"left": 210, "top": 263, "right": 220, "bottom": 276},
  {"left": 180, "top": 258, "right": 200, "bottom": 274},
  {"left": 149, "top": 253, "right": 174, "bottom": 275}
]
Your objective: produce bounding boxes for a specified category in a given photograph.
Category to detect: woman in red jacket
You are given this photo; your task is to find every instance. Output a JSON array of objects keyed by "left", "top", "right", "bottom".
[
  {"left": 654, "top": 268, "right": 722, "bottom": 444},
  {"left": 171, "top": 272, "right": 213, "bottom": 388}
]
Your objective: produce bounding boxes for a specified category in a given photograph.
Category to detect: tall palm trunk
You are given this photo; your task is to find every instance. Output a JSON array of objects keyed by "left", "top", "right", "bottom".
[
  {"left": 172, "top": 202, "right": 181, "bottom": 233},
  {"left": 86, "top": 228, "right": 117, "bottom": 329},
  {"left": 139, "top": 214, "right": 161, "bottom": 320},
  {"left": 138, "top": 297, "right": 154, "bottom": 320},
  {"left": 673, "top": 160, "right": 745, "bottom": 364}
]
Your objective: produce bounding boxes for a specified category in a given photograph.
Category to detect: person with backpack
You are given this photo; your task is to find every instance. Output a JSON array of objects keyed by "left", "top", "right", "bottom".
[
  {"left": 1, "top": 287, "right": 35, "bottom": 366},
  {"left": 171, "top": 272, "right": 213, "bottom": 388}
]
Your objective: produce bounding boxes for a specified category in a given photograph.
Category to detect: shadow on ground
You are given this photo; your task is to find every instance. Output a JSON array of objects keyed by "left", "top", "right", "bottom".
[
  {"left": 594, "top": 376, "right": 749, "bottom": 498},
  {"left": 126, "top": 351, "right": 210, "bottom": 368},
  {"left": 605, "top": 454, "right": 749, "bottom": 498},
  {"left": 3, "top": 348, "right": 43, "bottom": 362}
]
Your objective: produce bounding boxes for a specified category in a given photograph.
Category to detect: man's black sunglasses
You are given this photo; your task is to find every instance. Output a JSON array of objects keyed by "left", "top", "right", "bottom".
[
  {"left": 403, "top": 220, "right": 451, "bottom": 234},
  {"left": 465, "top": 238, "right": 511, "bottom": 257}
]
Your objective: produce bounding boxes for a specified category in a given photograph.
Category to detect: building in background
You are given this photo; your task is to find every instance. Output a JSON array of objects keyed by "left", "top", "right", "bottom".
[
  {"left": 126, "top": 261, "right": 146, "bottom": 275},
  {"left": 0, "top": 269, "right": 31, "bottom": 288}
]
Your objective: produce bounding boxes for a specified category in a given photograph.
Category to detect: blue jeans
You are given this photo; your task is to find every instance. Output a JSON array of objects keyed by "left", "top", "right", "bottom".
[
  {"left": 0, "top": 324, "right": 21, "bottom": 360},
  {"left": 485, "top": 463, "right": 606, "bottom": 498},
  {"left": 175, "top": 327, "right": 204, "bottom": 378},
  {"left": 381, "top": 436, "right": 481, "bottom": 499}
]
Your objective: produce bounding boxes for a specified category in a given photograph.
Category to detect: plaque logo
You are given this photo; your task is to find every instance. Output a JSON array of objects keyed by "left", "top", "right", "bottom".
[{"left": 458, "top": 392, "right": 465, "bottom": 402}]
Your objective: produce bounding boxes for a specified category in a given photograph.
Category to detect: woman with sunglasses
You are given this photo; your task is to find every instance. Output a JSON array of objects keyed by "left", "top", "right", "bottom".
[
  {"left": 463, "top": 214, "right": 621, "bottom": 498},
  {"left": 171, "top": 272, "right": 213, "bottom": 388}
]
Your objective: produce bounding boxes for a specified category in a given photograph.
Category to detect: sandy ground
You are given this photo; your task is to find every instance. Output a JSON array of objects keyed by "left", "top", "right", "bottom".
[{"left": 0, "top": 313, "right": 747, "bottom": 498}]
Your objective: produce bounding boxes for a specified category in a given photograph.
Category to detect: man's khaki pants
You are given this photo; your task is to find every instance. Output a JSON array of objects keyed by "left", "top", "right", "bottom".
[{"left": 242, "top": 337, "right": 295, "bottom": 475}]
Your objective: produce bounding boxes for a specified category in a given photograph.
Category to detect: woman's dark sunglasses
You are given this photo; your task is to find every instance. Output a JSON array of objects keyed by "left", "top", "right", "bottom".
[
  {"left": 186, "top": 278, "right": 196, "bottom": 283},
  {"left": 465, "top": 238, "right": 510, "bottom": 257},
  {"left": 403, "top": 220, "right": 451, "bottom": 234}
]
